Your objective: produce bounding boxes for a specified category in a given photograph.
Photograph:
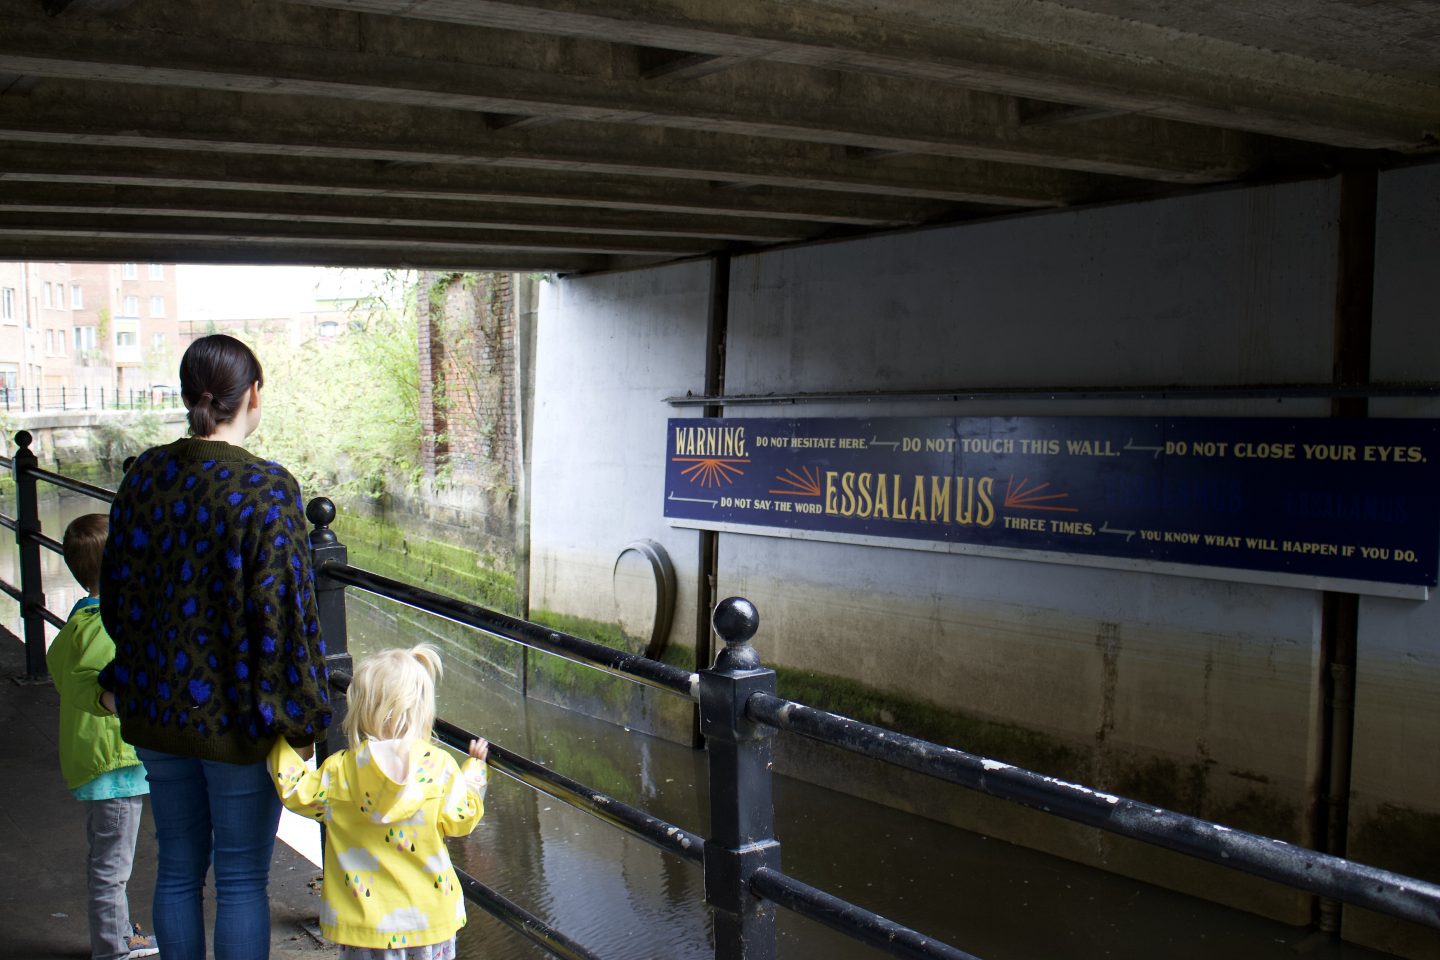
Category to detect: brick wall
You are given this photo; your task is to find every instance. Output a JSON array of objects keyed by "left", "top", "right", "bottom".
[{"left": 414, "top": 271, "right": 519, "bottom": 550}]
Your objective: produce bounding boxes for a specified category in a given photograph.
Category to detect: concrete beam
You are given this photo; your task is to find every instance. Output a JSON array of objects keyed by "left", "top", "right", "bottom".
[
  {"left": 0, "top": 181, "right": 815, "bottom": 243},
  {"left": 0, "top": 8, "right": 1273, "bottom": 182},
  {"left": 41, "top": 0, "right": 135, "bottom": 15},
  {"left": 0, "top": 142, "right": 960, "bottom": 226},
  {"left": 0, "top": 235, "right": 606, "bottom": 271},
  {"left": 287, "top": 0, "right": 1440, "bottom": 150},
  {"left": 0, "top": 84, "right": 1111, "bottom": 206},
  {"left": 0, "top": 211, "right": 715, "bottom": 257}
]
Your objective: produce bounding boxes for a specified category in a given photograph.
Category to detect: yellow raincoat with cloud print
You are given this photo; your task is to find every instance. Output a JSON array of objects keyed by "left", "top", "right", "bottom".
[{"left": 269, "top": 736, "right": 486, "bottom": 950}]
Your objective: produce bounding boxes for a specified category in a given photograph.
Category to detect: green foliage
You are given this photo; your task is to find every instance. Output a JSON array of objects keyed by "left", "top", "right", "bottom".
[
  {"left": 247, "top": 271, "right": 424, "bottom": 497},
  {"left": 88, "top": 413, "right": 168, "bottom": 471}
]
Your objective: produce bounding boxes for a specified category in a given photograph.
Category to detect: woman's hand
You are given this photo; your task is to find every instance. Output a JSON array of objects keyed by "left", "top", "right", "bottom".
[
  {"left": 100, "top": 690, "right": 117, "bottom": 715},
  {"left": 468, "top": 738, "right": 489, "bottom": 762}
]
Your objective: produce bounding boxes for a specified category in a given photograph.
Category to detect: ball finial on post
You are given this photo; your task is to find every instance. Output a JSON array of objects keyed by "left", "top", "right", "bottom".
[
  {"left": 306, "top": 496, "right": 336, "bottom": 528},
  {"left": 711, "top": 596, "right": 761, "bottom": 671},
  {"left": 307, "top": 496, "right": 337, "bottom": 547},
  {"left": 13, "top": 430, "right": 32, "bottom": 451}
]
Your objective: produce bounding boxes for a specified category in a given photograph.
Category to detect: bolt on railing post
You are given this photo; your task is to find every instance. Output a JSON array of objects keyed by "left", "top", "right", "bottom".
[
  {"left": 13, "top": 431, "right": 47, "bottom": 679},
  {"left": 307, "top": 496, "right": 351, "bottom": 766},
  {"left": 701, "top": 597, "right": 779, "bottom": 960}
]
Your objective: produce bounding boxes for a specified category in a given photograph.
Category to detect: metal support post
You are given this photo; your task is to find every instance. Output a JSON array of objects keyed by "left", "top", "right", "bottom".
[
  {"left": 306, "top": 497, "right": 352, "bottom": 764},
  {"left": 13, "top": 432, "right": 47, "bottom": 678},
  {"left": 701, "top": 597, "right": 780, "bottom": 960},
  {"left": 61, "top": 385, "right": 66, "bottom": 409}
]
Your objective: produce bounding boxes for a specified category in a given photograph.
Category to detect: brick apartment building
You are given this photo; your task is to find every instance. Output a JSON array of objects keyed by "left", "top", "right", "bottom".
[{"left": 0, "top": 261, "right": 187, "bottom": 401}]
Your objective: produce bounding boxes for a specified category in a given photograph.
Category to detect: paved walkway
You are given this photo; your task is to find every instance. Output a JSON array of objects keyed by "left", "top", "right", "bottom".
[{"left": 0, "top": 630, "right": 337, "bottom": 959}]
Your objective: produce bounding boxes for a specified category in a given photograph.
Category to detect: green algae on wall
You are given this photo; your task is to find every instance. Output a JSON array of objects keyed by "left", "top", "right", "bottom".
[
  {"left": 333, "top": 510, "right": 518, "bottom": 613},
  {"left": 330, "top": 509, "right": 522, "bottom": 681},
  {"left": 527, "top": 608, "right": 696, "bottom": 744}
]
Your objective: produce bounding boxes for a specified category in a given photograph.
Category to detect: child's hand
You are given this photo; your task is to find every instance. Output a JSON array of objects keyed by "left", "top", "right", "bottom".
[
  {"left": 468, "top": 738, "right": 489, "bottom": 762},
  {"left": 100, "top": 690, "right": 117, "bottom": 714}
]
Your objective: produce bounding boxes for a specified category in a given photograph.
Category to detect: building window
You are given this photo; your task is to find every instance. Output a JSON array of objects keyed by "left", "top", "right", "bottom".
[
  {"left": 123, "top": 295, "right": 139, "bottom": 316},
  {"left": 122, "top": 262, "right": 138, "bottom": 279},
  {"left": 42, "top": 283, "right": 52, "bottom": 309},
  {"left": 152, "top": 332, "right": 166, "bottom": 351},
  {"left": 116, "top": 332, "right": 137, "bottom": 346},
  {"left": 71, "top": 284, "right": 82, "bottom": 309},
  {"left": 150, "top": 295, "right": 165, "bottom": 317},
  {"left": 318, "top": 320, "right": 341, "bottom": 338},
  {"left": 1, "top": 287, "right": 14, "bottom": 322},
  {"left": 45, "top": 330, "right": 54, "bottom": 354},
  {"left": 149, "top": 263, "right": 164, "bottom": 280},
  {"left": 74, "top": 326, "right": 96, "bottom": 351}
]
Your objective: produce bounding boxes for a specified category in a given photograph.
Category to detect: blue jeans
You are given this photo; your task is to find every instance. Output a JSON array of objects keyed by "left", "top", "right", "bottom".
[
  {"left": 85, "top": 795, "right": 143, "bottom": 960},
  {"left": 136, "top": 748, "right": 281, "bottom": 960}
]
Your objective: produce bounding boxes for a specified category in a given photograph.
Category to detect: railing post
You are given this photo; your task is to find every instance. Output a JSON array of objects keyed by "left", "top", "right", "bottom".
[
  {"left": 306, "top": 496, "right": 351, "bottom": 764},
  {"left": 701, "top": 597, "right": 779, "bottom": 960},
  {"left": 13, "top": 431, "right": 47, "bottom": 679}
]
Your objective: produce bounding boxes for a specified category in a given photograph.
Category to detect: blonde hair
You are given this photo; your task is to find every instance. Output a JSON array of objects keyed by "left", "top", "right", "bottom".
[{"left": 342, "top": 643, "right": 444, "bottom": 745}]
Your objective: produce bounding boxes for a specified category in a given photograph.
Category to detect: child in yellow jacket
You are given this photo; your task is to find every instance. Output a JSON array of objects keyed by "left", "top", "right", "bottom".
[{"left": 268, "top": 644, "right": 488, "bottom": 959}]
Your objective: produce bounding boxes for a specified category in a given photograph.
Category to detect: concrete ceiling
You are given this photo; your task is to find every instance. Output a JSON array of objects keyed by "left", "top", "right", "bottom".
[{"left": 1, "top": 0, "right": 1436, "bottom": 272}]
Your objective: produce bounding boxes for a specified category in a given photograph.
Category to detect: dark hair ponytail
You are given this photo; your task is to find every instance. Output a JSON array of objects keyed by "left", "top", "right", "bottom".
[{"left": 180, "top": 334, "right": 264, "bottom": 437}]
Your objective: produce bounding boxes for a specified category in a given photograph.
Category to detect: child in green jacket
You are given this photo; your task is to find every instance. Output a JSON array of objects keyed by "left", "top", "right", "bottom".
[{"left": 47, "top": 514, "right": 157, "bottom": 960}]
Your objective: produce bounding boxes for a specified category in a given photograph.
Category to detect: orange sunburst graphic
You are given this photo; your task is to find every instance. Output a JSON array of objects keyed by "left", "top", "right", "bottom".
[
  {"left": 673, "top": 457, "right": 748, "bottom": 487},
  {"left": 770, "top": 465, "right": 822, "bottom": 497},
  {"left": 1003, "top": 476, "right": 1079, "bottom": 513}
]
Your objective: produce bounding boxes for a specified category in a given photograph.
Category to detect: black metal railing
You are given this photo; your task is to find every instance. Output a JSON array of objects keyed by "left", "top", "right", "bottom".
[
  {"left": 0, "top": 385, "right": 182, "bottom": 413},
  {"left": 3, "top": 432, "right": 1439, "bottom": 960}
]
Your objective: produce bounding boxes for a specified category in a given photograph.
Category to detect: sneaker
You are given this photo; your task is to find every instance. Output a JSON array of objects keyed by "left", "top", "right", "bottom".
[{"left": 126, "top": 923, "right": 159, "bottom": 959}]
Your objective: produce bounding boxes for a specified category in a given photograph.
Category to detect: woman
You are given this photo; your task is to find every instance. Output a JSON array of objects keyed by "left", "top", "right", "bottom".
[{"left": 99, "top": 334, "right": 330, "bottom": 960}]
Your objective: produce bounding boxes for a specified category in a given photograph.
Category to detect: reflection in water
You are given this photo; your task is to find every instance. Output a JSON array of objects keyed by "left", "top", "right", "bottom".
[
  {"left": 0, "top": 494, "right": 1399, "bottom": 960},
  {"left": 0, "top": 493, "right": 107, "bottom": 644}
]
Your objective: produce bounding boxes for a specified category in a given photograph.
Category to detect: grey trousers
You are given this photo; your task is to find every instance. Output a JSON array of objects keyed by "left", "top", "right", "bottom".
[{"left": 85, "top": 795, "right": 143, "bottom": 960}]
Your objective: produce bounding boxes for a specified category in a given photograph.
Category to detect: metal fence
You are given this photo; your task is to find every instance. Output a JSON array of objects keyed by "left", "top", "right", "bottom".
[
  {"left": 4, "top": 429, "right": 1439, "bottom": 959},
  {"left": 0, "top": 385, "right": 181, "bottom": 413}
]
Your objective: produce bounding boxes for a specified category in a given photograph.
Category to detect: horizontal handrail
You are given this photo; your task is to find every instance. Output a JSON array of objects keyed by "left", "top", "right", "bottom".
[
  {"left": 0, "top": 455, "right": 10, "bottom": 469},
  {"left": 454, "top": 870, "right": 605, "bottom": 960},
  {"left": 434, "top": 716, "right": 704, "bottom": 865},
  {"left": 25, "top": 529, "right": 63, "bottom": 556},
  {"left": 32, "top": 603, "right": 64, "bottom": 630},
  {"left": 321, "top": 561, "right": 698, "bottom": 700},
  {"left": 0, "top": 577, "right": 19, "bottom": 603},
  {"left": 750, "top": 868, "right": 979, "bottom": 960},
  {"left": 746, "top": 692, "right": 1440, "bottom": 931},
  {"left": 27, "top": 465, "right": 116, "bottom": 504},
  {"left": 0, "top": 513, "right": 15, "bottom": 532}
]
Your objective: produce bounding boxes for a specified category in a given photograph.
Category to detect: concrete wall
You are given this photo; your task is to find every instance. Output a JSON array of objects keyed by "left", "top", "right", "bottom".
[
  {"left": 1342, "top": 162, "right": 1440, "bottom": 957},
  {"left": 530, "top": 263, "right": 712, "bottom": 738},
  {"left": 528, "top": 167, "right": 1439, "bottom": 952}
]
